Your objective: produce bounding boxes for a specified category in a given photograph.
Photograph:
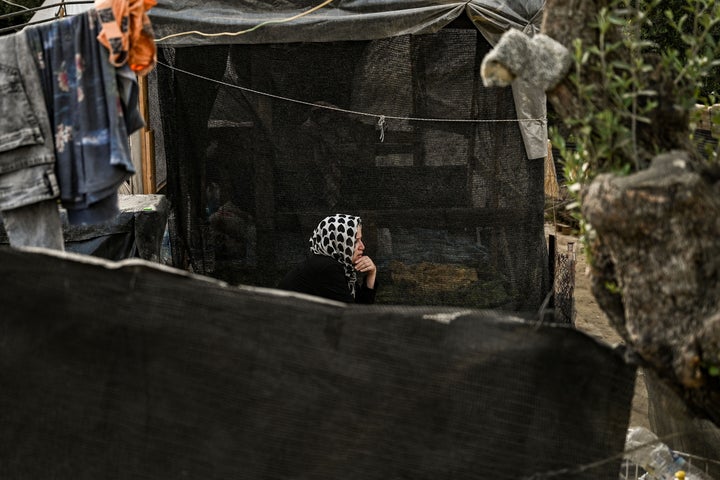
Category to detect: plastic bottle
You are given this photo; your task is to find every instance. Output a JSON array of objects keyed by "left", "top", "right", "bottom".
[{"left": 624, "top": 427, "right": 715, "bottom": 480}]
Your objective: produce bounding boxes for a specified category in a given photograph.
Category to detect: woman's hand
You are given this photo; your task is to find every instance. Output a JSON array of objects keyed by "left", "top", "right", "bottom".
[{"left": 354, "top": 255, "right": 377, "bottom": 289}]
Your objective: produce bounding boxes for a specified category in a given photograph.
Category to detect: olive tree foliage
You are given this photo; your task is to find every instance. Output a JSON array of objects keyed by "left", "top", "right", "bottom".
[
  {"left": 551, "top": 0, "right": 720, "bottom": 196},
  {"left": 642, "top": 0, "right": 720, "bottom": 100},
  {"left": 538, "top": 0, "right": 720, "bottom": 427}
]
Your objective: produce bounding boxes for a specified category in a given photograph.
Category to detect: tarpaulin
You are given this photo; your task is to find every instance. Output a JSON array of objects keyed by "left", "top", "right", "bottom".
[{"left": 149, "top": 0, "right": 545, "bottom": 47}]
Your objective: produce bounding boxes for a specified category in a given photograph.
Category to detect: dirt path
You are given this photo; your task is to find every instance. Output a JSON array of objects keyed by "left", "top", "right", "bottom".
[{"left": 550, "top": 227, "right": 650, "bottom": 430}]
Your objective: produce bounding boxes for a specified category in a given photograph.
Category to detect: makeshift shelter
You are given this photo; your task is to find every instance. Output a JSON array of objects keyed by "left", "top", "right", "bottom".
[
  {"left": 0, "top": 5, "right": 644, "bottom": 478},
  {"left": 146, "top": 0, "right": 551, "bottom": 311}
]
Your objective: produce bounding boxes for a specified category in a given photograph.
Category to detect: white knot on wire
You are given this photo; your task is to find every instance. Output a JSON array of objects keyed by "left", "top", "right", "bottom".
[{"left": 377, "top": 115, "right": 386, "bottom": 142}]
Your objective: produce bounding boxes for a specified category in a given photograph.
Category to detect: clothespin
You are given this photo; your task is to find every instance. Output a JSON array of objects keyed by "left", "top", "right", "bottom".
[
  {"left": 56, "top": 0, "right": 68, "bottom": 18},
  {"left": 377, "top": 115, "right": 386, "bottom": 142}
]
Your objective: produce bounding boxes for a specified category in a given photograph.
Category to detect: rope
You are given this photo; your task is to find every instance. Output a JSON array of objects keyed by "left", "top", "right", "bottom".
[
  {"left": 0, "top": 0, "right": 91, "bottom": 21},
  {"left": 156, "top": 60, "right": 548, "bottom": 133},
  {"left": 154, "top": 0, "right": 335, "bottom": 43},
  {"left": 2, "top": 0, "right": 332, "bottom": 41},
  {"left": 1, "top": 0, "right": 29, "bottom": 11}
]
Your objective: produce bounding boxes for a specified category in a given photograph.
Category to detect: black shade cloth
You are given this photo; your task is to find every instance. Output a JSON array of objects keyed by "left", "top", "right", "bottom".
[
  {"left": 0, "top": 246, "right": 636, "bottom": 479},
  {"left": 154, "top": 28, "right": 550, "bottom": 310}
]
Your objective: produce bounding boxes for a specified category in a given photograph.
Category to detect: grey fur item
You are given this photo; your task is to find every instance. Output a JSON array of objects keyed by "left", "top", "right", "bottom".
[{"left": 481, "top": 28, "right": 572, "bottom": 92}]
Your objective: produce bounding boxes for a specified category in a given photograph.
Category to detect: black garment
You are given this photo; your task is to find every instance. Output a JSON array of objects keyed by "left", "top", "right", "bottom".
[{"left": 278, "top": 254, "right": 377, "bottom": 304}]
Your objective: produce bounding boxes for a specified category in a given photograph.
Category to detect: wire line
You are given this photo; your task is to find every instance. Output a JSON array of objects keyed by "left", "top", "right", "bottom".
[
  {"left": 1, "top": 0, "right": 29, "bottom": 11},
  {"left": 0, "top": 0, "right": 91, "bottom": 20},
  {"left": 156, "top": 60, "right": 547, "bottom": 125}
]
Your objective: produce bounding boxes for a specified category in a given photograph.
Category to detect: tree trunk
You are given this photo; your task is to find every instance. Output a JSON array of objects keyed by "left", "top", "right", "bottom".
[
  {"left": 539, "top": 1, "right": 720, "bottom": 428},
  {"left": 582, "top": 151, "right": 720, "bottom": 425}
]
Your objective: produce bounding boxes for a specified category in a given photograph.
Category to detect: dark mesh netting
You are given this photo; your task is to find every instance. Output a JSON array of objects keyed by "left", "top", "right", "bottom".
[
  {"left": 0, "top": 246, "right": 636, "bottom": 480},
  {"left": 153, "top": 27, "right": 549, "bottom": 311},
  {"left": 553, "top": 240, "right": 576, "bottom": 326}
]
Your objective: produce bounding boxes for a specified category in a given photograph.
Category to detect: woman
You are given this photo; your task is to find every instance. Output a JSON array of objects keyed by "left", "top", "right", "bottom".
[{"left": 278, "top": 214, "right": 378, "bottom": 304}]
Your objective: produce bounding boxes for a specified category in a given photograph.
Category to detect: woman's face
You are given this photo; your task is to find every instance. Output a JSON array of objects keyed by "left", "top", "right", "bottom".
[{"left": 351, "top": 226, "right": 365, "bottom": 263}]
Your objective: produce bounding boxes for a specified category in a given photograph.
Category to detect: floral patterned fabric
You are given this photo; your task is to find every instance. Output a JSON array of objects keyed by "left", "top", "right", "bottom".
[{"left": 24, "top": 10, "right": 144, "bottom": 224}]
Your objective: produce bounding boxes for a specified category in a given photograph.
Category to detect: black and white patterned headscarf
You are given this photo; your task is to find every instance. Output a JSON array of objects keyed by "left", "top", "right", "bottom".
[{"left": 309, "top": 214, "right": 361, "bottom": 298}]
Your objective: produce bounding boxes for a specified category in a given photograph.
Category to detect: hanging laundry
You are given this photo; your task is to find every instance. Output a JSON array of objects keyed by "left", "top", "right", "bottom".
[
  {"left": 0, "top": 29, "right": 64, "bottom": 249},
  {"left": 95, "top": 0, "right": 157, "bottom": 76},
  {"left": 24, "top": 10, "right": 145, "bottom": 225}
]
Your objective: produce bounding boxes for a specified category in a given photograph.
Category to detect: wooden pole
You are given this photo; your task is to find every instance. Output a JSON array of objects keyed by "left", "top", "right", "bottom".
[{"left": 138, "top": 75, "right": 156, "bottom": 194}]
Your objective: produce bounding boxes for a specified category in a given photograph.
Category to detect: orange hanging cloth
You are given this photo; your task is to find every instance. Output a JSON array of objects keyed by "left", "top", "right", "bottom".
[{"left": 94, "top": 0, "right": 157, "bottom": 76}]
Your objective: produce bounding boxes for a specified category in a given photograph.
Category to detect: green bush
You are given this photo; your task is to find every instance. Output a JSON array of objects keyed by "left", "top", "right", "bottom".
[{"left": 549, "top": 0, "right": 720, "bottom": 247}]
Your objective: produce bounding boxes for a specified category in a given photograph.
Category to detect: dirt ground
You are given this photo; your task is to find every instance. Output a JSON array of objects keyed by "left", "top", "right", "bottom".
[{"left": 550, "top": 227, "right": 651, "bottom": 430}]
